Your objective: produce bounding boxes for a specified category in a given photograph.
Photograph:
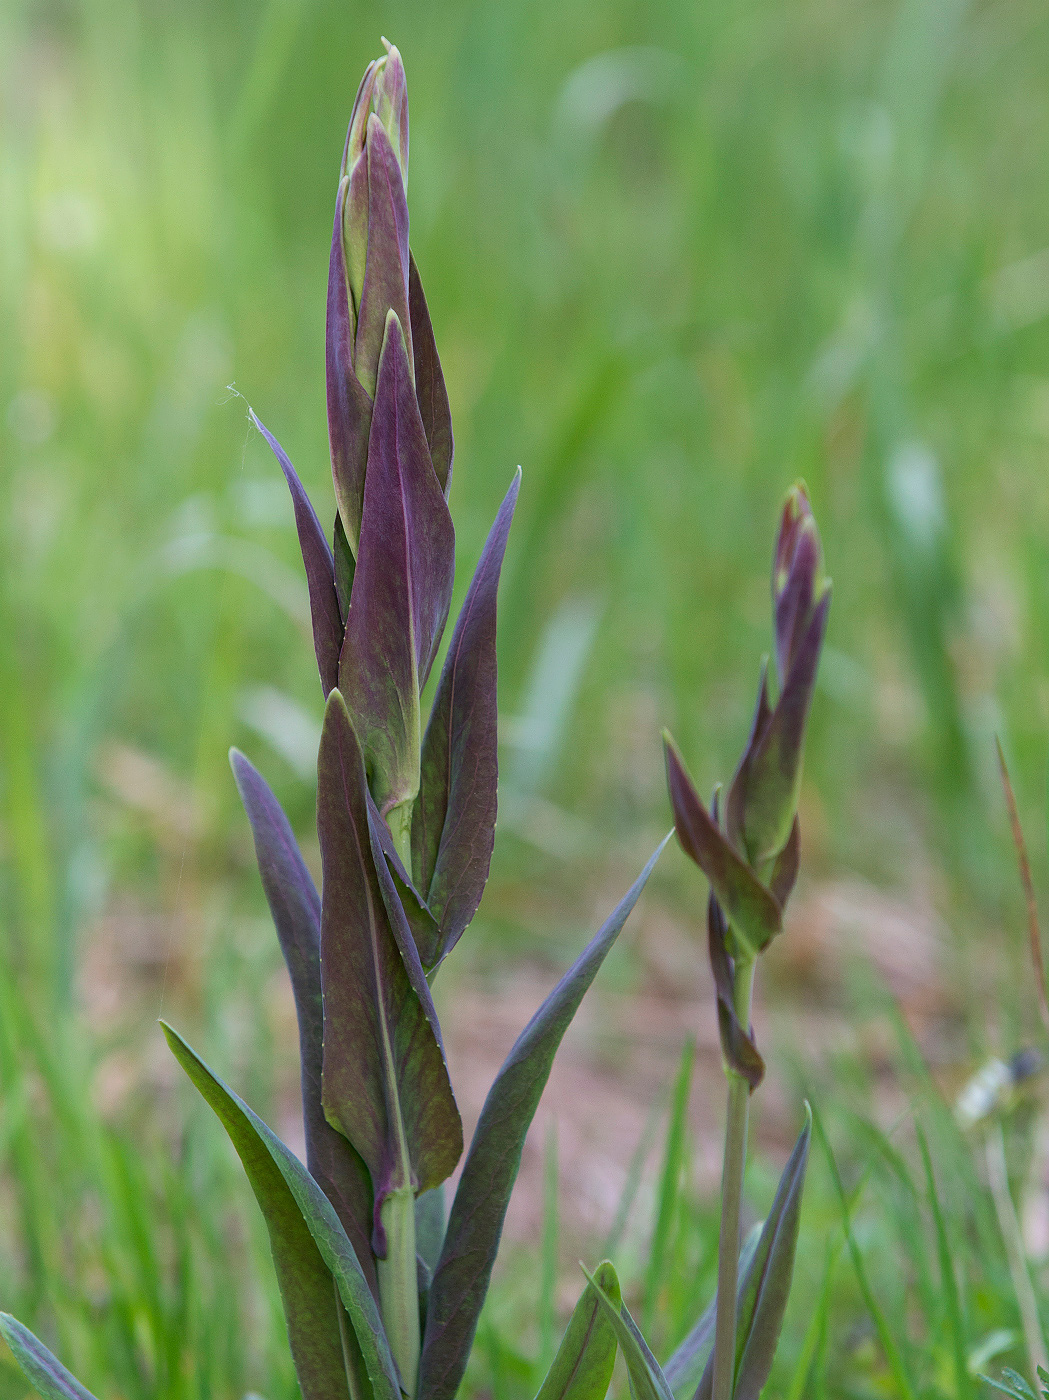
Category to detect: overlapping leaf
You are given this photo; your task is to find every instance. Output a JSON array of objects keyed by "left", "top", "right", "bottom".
[
  {"left": 0, "top": 1317, "right": 99, "bottom": 1400},
  {"left": 338, "top": 313, "right": 455, "bottom": 827},
  {"left": 663, "top": 736, "right": 781, "bottom": 958},
  {"left": 162, "top": 1023, "right": 399, "bottom": 1400},
  {"left": 318, "top": 689, "right": 461, "bottom": 1236},
  {"left": 326, "top": 172, "right": 374, "bottom": 548},
  {"left": 419, "top": 837, "right": 670, "bottom": 1400},
  {"left": 580, "top": 1268, "right": 674, "bottom": 1400},
  {"left": 408, "top": 255, "right": 453, "bottom": 495},
  {"left": 252, "top": 412, "right": 342, "bottom": 697},
  {"left": 707, "top": 891, "right": 764, "bottom": 1091},
  {"left": 535, "top": 1261, "right": 620, "bottom": 1400},
  {"left": 230, "top": 748, "right": 376, "bottom": 1294},
  {"left": 411, "top": 471, "right": 520, "bottom": 965},
  {"left": 353, "top": 121, "right": 412, "bottom": 400}
]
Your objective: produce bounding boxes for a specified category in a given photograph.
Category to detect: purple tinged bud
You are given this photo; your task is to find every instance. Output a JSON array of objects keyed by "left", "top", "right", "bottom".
[
  {"left": 772, "top": 483, "right": 828, "bottom": 687},
  {"left": 725, "top": 484, "right": 830, "bottom": 870},
  {"left": 343, "top": 41, "right": 408, "bottom": 186}
]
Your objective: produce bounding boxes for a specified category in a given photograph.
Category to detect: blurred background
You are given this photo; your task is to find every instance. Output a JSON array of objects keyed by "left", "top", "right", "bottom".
[{"left": 3, "top": 0, "right": 1049, "bottom": 1395}]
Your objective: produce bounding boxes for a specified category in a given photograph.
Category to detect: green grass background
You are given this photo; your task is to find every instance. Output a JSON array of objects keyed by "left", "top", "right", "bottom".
[{"left": 3, "top": 0, "right": 1049, "bottom": 1395}]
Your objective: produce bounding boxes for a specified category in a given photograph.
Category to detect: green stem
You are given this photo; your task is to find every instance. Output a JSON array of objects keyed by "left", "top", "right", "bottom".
[
  {"left": 387, "top": 798, "right": 414, "bottom": 876},
  {"left": 711, "top": 954, "right": 756, "bottom": 1400},
  {"left": 379, "top": 1185, "right": 420, "bottom": 1396}
]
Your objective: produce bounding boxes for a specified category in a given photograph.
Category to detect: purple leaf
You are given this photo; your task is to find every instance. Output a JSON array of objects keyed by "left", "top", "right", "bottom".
[
  {"left": 708, "top": 891, "right": 764, "bottom": 1091},
  {"left": 663, "top": 736, "right": 782, "bottom": 958},
  {"left": 772, "top": 485, "right": 824, "bottom": 686},
  {"left": 230, "top": 749, "right": 377, "bottom": 1294},
  {"left": 354, "top": 121, "right": 412, "bottom": 401},
  {"left": 725, "top": 664, "right": 772, "bottom": 860},
  {"left": 370, "top": 798, "right": 442, "bottom": 969},
  {"left": 409, "top": 254, "right": 453, "bottom": 495},
  {"left": 317, "top": 690, "right": 461, "bottom": 1250},
  {"left": 412, "top": 472, "right": 520, "bottom": 965},
  {"left": 743, "top": 592, "right": 829, "bottom": 866},
  {"left": 251, "top": 412, "right": 342, "bottom": 698},
  {"left": 162, "top": 1023, "right": 400, "bottom": 1400},
  {"left": 418, "top": 837, "right": 669, "bottom": 1400},
  {"left": 326, "top": 175, "right": 374, "bottom": 552},
  {"left": 338, "top": 313, "right": 455, "bottom": 826}
]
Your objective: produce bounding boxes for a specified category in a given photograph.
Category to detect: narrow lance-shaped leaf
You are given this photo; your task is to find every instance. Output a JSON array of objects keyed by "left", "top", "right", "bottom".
[
  {"left": 0, "top": 1316, "right": 100, "bottom": 1400},
  {"left": 534, "top": 1260, "right": 620, "bottom": 1400},
  {"left": 708, "top": 890, "right": 764, "bottom": 1091},
  {"left": 663, "top": 735, "right": 781, "bottom": 958},
  {"left": 353, "top": 120, "right": 413, "bottom": 400},
  {"left": 419, "top": 836, "right": 671, "bottom": 1400},
  {"left": 318, "top": 688, "right": 461, "bottom": 1246},
  {"left": 338, "top": 313, "right": 455, "bottom": 833},
  {"left": 695, "top": 1108, "right": 812, "bottom": 1400},
  {"left": 579, "top": 1267, "right": 675, "bottom": 1400},
  {"left": 326, "top": 172, "right": 374, "bottom": 550},
  {"left": 411, "top": 470, "right": 520, "bottom": 966},
  {"left": 740, "top": 593, "right": 829, "bottom": 867},
  {"left": 161, "top": 1023, "right": 400, "bottom": 1400},
  {"left": 252, "top": 411, "right": 342, "bottom": 697},
  {"left": 408, "top": 253, "right": 453, "bottom": 495},
  {"left": 230, "top": 748, "right": 377, "bottom": 1295},
  {"left": 370, "top": 795, "right": 441, "bottom": 968}
]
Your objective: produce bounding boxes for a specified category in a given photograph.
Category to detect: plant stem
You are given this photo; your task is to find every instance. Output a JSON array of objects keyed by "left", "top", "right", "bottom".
[
  {"left": 379, "top": 1184, "right": 420, "bottom": 1396},
  {"left": 387, "top": 799, "right": 414, "bottom": 876},
  {"left": 710, "top": 954, "right": 756, "bottom": 1400}
]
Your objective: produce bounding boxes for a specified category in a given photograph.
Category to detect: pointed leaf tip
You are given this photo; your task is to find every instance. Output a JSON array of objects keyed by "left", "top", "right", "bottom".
[
  {"left": 535, "top": 1260, "right": 620, "bottom": 1400},
  {"left": 412, "top": 471, "right": 521, "bottom": 962},
  {"left": 663, "top": 736, "right": 781, "bottom": 958},
  {"left": 250, "top": 412, "right": 343, "bottom": 697},
  {"left": 419, "top": 838, "right": 668, "bottom": 1400},
  {"left": 579, "top": 1265, "right": 674, "bottom": 1400},
  {"left": 160, "top": 1021, "right": 397, "bottom": 1400}
]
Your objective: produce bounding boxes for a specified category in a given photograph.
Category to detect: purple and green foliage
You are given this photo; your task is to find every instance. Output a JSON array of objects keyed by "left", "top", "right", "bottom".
[
  {"left": 662, "top": 485, "right": 829, "bottom": 1400},
  {"left": 0, "top": 38, "right": 664, "bottom": 1400},
  {"left": 1, "top": 39, "right": 832, "bottom": 1400}
]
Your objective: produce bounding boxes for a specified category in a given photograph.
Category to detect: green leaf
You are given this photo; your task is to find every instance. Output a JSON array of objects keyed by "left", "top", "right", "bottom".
[
  {"left": 419, "top": 836, "right": 670, "bottom": 1400},
  {"left": 0, "top": 1316, "right": 99, "bottom": 1400},
  {"left": 580, "top": 1266, "right": 674, "bottom": 1400},
  {"left": 695, "top": 1108, "right": 811, "bottom": 1400},
  {"left": 161, "top": 1022, "right": 399, "bottom": 1400},
  {"left": 534, "top": 1261, "right": 620, "bottom": 1400}
]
